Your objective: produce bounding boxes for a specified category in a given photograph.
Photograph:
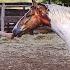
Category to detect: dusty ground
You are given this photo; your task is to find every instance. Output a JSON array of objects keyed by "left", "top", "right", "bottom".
[{"left": 0, "top": 33, "right": 70, "bottom": 70}]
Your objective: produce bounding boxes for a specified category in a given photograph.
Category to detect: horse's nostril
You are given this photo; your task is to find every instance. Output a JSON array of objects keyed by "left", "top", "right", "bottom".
[
  {"left": 12, "top": 29, "right": 16, "bottom": 34},
  {"left": 12, "top": 30, "right": 17, "bottom": 36}
]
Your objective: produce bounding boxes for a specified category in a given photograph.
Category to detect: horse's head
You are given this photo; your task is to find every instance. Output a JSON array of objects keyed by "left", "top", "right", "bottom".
[{"left": 12, "top": 3, "right": 50, "bottom": 37}]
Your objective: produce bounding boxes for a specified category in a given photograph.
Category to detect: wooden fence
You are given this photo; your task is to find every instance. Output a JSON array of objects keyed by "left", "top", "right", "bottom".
[{"left": 0, "top": 3, "right": 31, "bottom": 32}]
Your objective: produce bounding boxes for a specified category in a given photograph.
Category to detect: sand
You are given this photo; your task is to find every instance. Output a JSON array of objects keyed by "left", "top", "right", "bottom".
[{"left": 0, "top": 33, "right": 70, "bottom": 70}]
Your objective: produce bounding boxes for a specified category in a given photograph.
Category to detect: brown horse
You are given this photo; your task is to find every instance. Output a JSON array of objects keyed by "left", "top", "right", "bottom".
[{"left": 12, "top": 3, "right": 51, "bottom": 38}]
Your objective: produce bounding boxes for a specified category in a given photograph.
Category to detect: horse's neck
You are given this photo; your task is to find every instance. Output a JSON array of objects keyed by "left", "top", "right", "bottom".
[{"left": 48, "top": 4, "right": 70, "bottom": 47}]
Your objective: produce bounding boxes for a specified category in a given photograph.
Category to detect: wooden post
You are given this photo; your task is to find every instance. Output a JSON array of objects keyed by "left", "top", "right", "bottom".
[{"left": 1, "top": 3, "right": 5, "bottom": 31}]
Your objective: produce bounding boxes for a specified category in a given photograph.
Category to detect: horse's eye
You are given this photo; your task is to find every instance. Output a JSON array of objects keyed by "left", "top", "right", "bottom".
[{"left": 47, "top": 9, "right": 50, "bottom": 11}]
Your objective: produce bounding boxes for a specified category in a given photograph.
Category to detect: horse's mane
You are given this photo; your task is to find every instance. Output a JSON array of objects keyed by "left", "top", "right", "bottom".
[
  {"left": 45, "top": 4, "right": 70, "bottom": 23},
  {"left": 46, "top": 4, "right": 70, "bottom": 13}
]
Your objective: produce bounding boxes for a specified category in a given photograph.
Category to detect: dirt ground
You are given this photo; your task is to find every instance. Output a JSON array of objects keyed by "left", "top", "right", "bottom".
[{"left": 0, "top": 33, "right": 70, "bottom": 70}]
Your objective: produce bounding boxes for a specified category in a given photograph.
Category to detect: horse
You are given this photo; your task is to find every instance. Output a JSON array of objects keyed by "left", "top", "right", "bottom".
[
  {"left": 12, "top": 3, "right": 51, "bottom": 37},
  {"left": 12, "top": 3, "right": 70, "bottom": 51}
]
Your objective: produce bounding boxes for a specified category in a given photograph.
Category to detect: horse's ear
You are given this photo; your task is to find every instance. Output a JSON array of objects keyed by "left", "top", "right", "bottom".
[{"left": 32, "top": 0, "right": 37, "bottom": 7}]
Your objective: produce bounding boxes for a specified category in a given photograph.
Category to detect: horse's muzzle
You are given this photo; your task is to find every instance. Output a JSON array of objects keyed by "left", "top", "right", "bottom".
[{"left": 12, "top": 28, "right": 23, "bottom": 37}]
